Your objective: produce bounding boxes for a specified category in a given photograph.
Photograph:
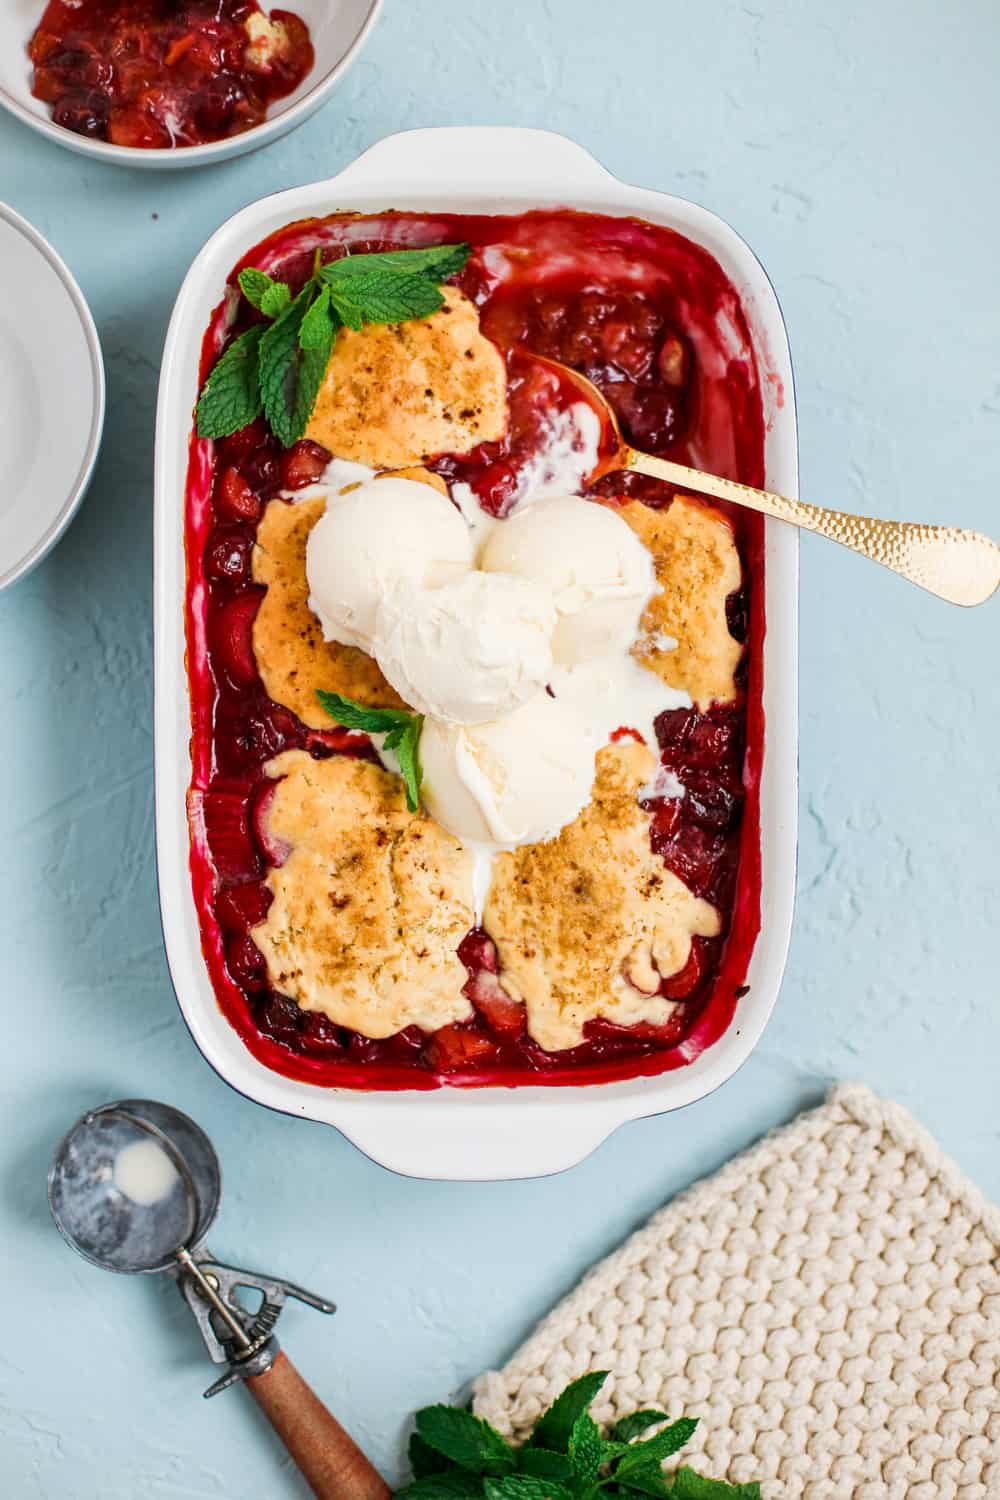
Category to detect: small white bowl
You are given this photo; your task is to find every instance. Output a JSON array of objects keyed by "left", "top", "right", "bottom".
[
  {"left": 0, "top": 1, "right": 382, "bottom": 170},
  {"left": 0, "top": 201, "right": 104, "bottom": 590}
]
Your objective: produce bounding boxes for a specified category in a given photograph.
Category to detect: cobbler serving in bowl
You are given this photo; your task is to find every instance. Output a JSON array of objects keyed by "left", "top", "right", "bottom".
[
  {"left": 27, "top": 0, "right": 313, "bottom": 148},
  {"left": 184, "top": 207, "right": 767, "bottom": 1090}
]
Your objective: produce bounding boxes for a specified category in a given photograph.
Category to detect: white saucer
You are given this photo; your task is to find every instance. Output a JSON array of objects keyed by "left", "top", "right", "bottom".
[{"left": 0, "top": 203, "right": 104, "bottom": 590}]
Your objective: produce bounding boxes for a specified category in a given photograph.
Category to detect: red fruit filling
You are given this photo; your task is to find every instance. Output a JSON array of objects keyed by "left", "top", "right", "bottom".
[
  {"left": 28, "top": 2, "right": 314, "bottom": 150},
  {"left": 185, "top": 209, "right": 767, "bottom": 1089}
]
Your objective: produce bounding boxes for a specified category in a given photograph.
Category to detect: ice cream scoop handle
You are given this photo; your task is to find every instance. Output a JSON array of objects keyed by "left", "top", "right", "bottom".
[
  {"left": 626, "top": 450, "right": 1000, "bottom": 607},
  {"left": 247, "top": 1352, "right": 391, "bottom": 1500}
]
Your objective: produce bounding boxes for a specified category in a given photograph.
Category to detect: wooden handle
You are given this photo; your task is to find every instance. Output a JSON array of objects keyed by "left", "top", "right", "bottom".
[
  {"left": 247, "top": 1351, "right": 392, "bottom": 1500},
  {"left": 627, "top": 449, "right": 1000, "bottom": 608}
]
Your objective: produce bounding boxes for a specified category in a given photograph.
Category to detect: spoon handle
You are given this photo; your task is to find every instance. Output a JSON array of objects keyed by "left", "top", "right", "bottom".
[
  {"left": 248, "top": 1352, "right": 391, "bottom": 1500},
  {"left": 625, "top": 450, "right": 1000, "bottom": 607}
]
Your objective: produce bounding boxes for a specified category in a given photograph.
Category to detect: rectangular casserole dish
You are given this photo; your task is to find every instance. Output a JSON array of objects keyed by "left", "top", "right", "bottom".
[{"left": 154, "top": 126, "right": 798, "bottom": 1180}]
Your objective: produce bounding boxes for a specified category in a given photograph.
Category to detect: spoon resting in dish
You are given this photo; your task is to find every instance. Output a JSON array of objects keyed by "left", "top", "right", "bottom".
[{"left": 534, "top": 356, "right": 1000, "bottom": 608}]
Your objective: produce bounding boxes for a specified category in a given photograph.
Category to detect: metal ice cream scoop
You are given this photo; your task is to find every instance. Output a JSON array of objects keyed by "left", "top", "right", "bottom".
[{"left": 49, "top": 1099, "right": 390, "bottom": 1500}]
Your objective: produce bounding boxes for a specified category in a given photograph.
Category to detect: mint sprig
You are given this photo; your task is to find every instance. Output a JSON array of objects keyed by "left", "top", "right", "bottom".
[
  {"left": 196, "top": 242, "right": 471, "bottom": 446},
  {"left": 194, "top": 325, "right": 264, "bottom": 439},
  {"left": 316, "top": 691, "right": 424, "bottom": 814},
  {"left": 396, "top": 1373, "right": 761, "bottom": 1500},
  {"left": 237, "top": 267, "right": 291, "bottom": 318}
]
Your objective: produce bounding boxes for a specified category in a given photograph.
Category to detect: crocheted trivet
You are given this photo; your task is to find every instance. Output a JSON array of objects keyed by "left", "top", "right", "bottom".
[{"left": 473, "top": 1085, "right": 1000, "bottom": 1499}]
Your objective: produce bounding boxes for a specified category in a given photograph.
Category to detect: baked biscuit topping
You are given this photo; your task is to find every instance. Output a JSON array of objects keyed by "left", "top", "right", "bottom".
[
  {"left": 624, "top": 495, "right": 742, "bottom": 709},
  {"left": 484, "top": 740, "right": 721, "bottom": 1051},
  {"left": 252, "top": 751, "right": 475, "bottom": 1037},
  {"left": 305, "top": 287, "right": 508, "bottom": 468},
  {"left": 252, "top": 497, "right": 402, "bottom": 728}
]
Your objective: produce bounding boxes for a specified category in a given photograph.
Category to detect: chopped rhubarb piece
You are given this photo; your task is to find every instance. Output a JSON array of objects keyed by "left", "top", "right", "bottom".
[
  {"left": 226, "top": 933, "right": 267, "bottom": 992},
  {"left": 660, "top": 940, "right": 705, "bottom": 1000},
  {"left": 250, "top": 779, "right": 291, "bottom": 867},
  {"left": 215, "top": 881, "right": 272, "bottom": 933},
  {"left": 426, "top": 1025, "right": 500, "bottom": 1073},
  {"left": 209, "top": 591, "right": 262, "bottom": 688},
  {"left": 201, "top": 790, "right": 261, "bottom": 881},
  {"left": 467, "top": 973, "right": 526, "bottom": 1040}
]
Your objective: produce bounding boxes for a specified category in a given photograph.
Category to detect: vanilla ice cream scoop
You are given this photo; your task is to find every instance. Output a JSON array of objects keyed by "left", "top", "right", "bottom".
[
  {"left": 420, "top": 694, "right": 595, "bottom": 845},
  {"left": 306, "top": 476, "right": 473, "bottom": 652},
  {"left": 480, "top": 494, "right": 656, "bottom": 666},
  {"left": 374, "top": 571, "right": 556, "bottom": 724}
]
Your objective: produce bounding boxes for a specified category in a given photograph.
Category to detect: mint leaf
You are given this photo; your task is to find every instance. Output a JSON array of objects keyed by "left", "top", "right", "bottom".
[
  {"left": 484, "top": 1478, "right": 573, "bottom": 1500},
  {"left": 323, "top": 243, "right": 471, "bottom": 283},
  {"left": 259, "top": 281, "right": 335, "bottom": 449},
  {"left": 258, "top": 285, "right": 312, "bottom": 446},
  {"left": 238, "top": 267, "right": 292, "bottom": 318},
  {"left": 329, "top": 271, "right": 446, "bottom": 328},
  {"left": 315, "top": 692, "right": 413, "bottom": 735},
  {"left": 261, "top": 281, "right": 292, "bottom": 318},
  {"left": 615, "top": 1464, "right": 672, "bottom": 1497},
  {"left": 299, "top": 286, "right": 335, "bottom": 349},
  {"left": 567, "top": 1412, "right": 604, "bottom": 1484},
  {"left": 291, "top": 311, "right": 336, "bottom": 441},
  {"left": 195, "top": 326, "right": 263, "bottom": 438},
  {"left": 329, "top": 286, "right": 365, "bottom": 332},
  {"left": 316, "top": 692, "right": 424, "bottom": 811},
  {"left": 615, "top": 1420, "right": 698, "bottom": 1477},
  {"left": 530, "top": 1372, "right": 608, "bottom": 1453},
  {"left": 611, "top": 1412, "right": 672, "bottom": 1445},
  {"left": 671, "top": 1468, "right": 761, "bottom": 1499},
  {"left": 410, "top": 1432, "right": 457, "bottom": 1479},
  {"left": 392, "top": 716, "right": 424, "bottom": 813},
  {"left": 415, "top": 1407, "right": 515, "bottom": 1476},
  {"left": 516, "top": 1450, "right": 573, "bottom": 1482},
  {"left": 396, "top": 1475, "right": 484, "bottom": 1500},
  {"left": 238, "top": 267, "right": 277, "bottom": 309}
]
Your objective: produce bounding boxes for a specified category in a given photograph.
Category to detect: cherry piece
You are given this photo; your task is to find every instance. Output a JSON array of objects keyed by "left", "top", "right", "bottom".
[
  {"left": 204, "top": 527, "right": 252, "bottom": 584},
  {"left": 216, "top": 467, "right": 263, "bottom": 525},
  {"left": 280, "top": 440, "right": 331, "bottom": 491}
]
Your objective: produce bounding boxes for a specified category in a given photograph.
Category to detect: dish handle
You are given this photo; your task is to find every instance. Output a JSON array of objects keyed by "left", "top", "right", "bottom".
[
  {"left": 330, "top": 126, "right": 616, "bottom": 197},
  {"left": 334, "top": 1105, "right": 617, "bottom": 1183}
]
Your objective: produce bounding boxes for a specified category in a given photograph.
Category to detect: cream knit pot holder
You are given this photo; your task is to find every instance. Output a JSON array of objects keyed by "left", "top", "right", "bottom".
[{"left": 473, "top": 1085, "right": 1000, "bottom": 1499}]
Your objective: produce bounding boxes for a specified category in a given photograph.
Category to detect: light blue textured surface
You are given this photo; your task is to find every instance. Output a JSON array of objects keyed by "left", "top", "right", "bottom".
[{"left": 1, "top": 2, "right": 998, "bottom": 1495}]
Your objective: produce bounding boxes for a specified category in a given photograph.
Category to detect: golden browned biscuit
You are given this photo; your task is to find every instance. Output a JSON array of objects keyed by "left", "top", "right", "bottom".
[
  {"left": 251, "top": 497, "right": 402, "bottom": 728},
  {"left": 622, "top": 495, "right": 742, "bottom": 709},
  {"left": 484, "top": 741, "right": 720, "bottom": 1052},
  {"left": 305, "top": 287, "right": 508, "bottom": 467},
  {"left": 252, "top": 751, "right": 474, "bottom": 1037}
]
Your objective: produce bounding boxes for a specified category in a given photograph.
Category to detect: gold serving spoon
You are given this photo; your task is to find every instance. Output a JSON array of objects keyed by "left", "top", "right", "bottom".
[{"left": 535, "top": 357, "right": 1000, "bottom": 607}]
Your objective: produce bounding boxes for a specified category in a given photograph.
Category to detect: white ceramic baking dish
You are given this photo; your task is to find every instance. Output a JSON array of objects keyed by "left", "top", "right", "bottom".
[{"left": 155, "top": 127, "right": 798, "bottom": 1181}]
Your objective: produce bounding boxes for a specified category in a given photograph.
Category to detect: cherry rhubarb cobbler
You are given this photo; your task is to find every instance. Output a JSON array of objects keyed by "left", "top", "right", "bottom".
[
  {"left": 28, "top": 2, "right": 312, "bottom": 148},
  {"left": 184, "top": 209, "right": 767, "bottom": 1089}
]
